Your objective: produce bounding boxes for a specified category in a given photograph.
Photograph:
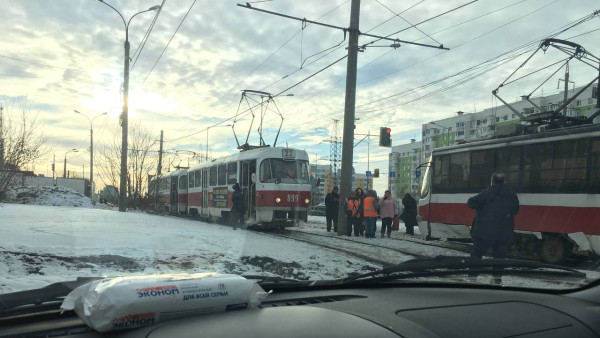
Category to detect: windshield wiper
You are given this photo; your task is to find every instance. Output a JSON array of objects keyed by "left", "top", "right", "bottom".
[
  {"left": 339, "top": 256, "right": 587, "bottom": 285},
  {"left": 0, "top": 277, "right": 102, "bottom": 314},
  {"left": 243, "top": 275, "right": 321, "bottom": 288}
]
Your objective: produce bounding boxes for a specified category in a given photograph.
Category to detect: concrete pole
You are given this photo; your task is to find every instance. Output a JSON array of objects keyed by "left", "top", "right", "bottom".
[
  {"left": 119, "top": 38, "right": 130, "bottom": 212},
  {"left": 337, "top": 0, "right": 360, "bottom": 236}
]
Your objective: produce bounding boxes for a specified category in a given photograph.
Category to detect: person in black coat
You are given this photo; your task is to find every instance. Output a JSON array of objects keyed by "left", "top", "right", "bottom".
[
  {"left": 467, "top": 172, "right": 520, "bottom": 259},
  {"left": 401, "top": 193, "right": 418, "bottom": 235},
  {"left": 325, "top": 186, "right": 339, "bottom": 232},
  {"left": 230, "top": 183, "right": 245, "bottom": 230}
]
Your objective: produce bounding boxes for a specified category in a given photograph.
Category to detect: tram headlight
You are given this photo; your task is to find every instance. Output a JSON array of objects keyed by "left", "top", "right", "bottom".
[
  {"left": 275, "top": 197, "right": 281, "bottom": 204},
  {"left": 304, "top": 198, "right": 310, "bottom": 205}
]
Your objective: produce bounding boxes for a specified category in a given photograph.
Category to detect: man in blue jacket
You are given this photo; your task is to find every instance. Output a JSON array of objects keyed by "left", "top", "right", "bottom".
[{"left": 467, "top": 172, "right": 520, "bottom": 259}]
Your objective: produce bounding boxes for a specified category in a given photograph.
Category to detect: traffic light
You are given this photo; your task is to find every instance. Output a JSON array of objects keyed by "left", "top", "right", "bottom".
[
  {"left": 374, "top": 168, "right": 379, "bottom": 178},
  {"left": 379, "top": 127, "right": 391, "bottom": 147}
]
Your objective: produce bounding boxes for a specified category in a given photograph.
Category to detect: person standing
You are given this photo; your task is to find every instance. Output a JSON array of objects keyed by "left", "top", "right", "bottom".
[
  {"left": 401, "top": 192, "right": 418, "bottom": 235},
  {"left": 325, "top": 186, "right": 340, "bottom": 232},
  {"left": 230, "top": 183, "right": 245, "bottom": 230},
  {"left": 363, "top": 190, "right": 379, "bottom": 238},
  {"left": 467, "top": 172, "right": 520, "bottom": 259},
  {"left": 344, "top": 191, "right": 363, "bottom": 236},
  {"left": 355, "top": 187, "right": 366, "bottom": 236},
  {"left": 379, "top": 190, "right": 397, "bottom": 238}
]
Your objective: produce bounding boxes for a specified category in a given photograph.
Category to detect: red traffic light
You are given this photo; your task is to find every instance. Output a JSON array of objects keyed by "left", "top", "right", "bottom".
[{"left": 386, "top": 128, "right": 391, "bottom": 134}]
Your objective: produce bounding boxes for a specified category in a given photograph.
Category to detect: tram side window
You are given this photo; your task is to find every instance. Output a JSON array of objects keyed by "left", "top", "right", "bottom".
[
  {"left": 218, "top": 165, "right": 226, "bottom": 185},
  {"left": 195, "top": 170, "right": 201, "bottom": 188},
  {"left": 553, "top": 139, "right": 587, "bottom": 193},
  {"left": 522, "top": 143, "right": 553, "bottom": 193},
  {"left": 188, "top": 171, "right": 195, "bottom": 188},
  {"left": 495, "top": 147, "right": 520, "bottom": 190},
  {"left": 209, "top": 167, "right": 217, "bottom": 186},
  {"left": 449, "top": 152, "right": 470, "bottom": 192},
  {"left": 432, "top": 155, "right": 450, "bottom": 193},
  {"left": 227, "top": 162, "right": 237, "bottom": 184},
  {"left": 469, "top": 149, "right": 494, "bottom": 193},
  {"left": 590, "top": 138, "right": 600, "bottom": 193},
  {"left": 179, "top": 175, "right": 188, "bottom": 190},
  {"left": 522, "top": 140, "right": 587, "bottom": 193}
]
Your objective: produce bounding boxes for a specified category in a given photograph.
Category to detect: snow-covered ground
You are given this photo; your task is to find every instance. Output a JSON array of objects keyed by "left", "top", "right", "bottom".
[
  {"left": 0, "top": 202, "right": 393, "bottom": 293},
  {"left": 1, "top": 186, "right": 598, "bottom": 294}
]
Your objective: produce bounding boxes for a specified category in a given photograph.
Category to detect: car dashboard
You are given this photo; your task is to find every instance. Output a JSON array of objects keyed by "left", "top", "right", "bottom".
[{"left": 2, "top": 284, "right": 600, "bottom": 338}]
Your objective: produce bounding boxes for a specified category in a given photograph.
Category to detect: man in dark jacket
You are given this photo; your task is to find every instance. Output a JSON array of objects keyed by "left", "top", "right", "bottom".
[
  {"left": 325, "top": 186, "right": 339, "bottom": 232},
  {"left": 401, "top": 192, "right": 418, "bottom": 235},
  {"left": 467, "top": 172, "right": 520, "bottom": 259},
  {"left": 230, "top": 183, "right": 245, "bottom": 230}
]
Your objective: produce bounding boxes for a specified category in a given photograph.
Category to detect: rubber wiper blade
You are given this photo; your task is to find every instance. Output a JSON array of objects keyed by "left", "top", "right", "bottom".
[
  {"left": 243, "top": 275, "right": 320, "bottom": 288},
  {"left": 341, "top": 256, "right": 587, "bottom": 283},
  {"left": 0, "top": 277, "right": 101, "bottom": 313}
]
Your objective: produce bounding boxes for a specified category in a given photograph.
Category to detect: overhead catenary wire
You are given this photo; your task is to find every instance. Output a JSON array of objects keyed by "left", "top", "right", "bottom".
[
  {"left": 130, "top": 0, "right": 166, "bottom": 72},
  {"left": 143, "top": 0, "right": 197, "bottom": 84},
  {"left": 213, "top": 1, "right": 350, "bottom": 107},
  {"left": 374, "top": 0, "right": 441, "bottom": 46},
  {"left": 276, "top": 0, "right": 508, "bottom": 123},
  {"left": 295, "top": 8, "right": 599, "bottom": 127}
]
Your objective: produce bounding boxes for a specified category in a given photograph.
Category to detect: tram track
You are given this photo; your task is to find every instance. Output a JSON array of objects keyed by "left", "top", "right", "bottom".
[
  {"left": 278, "top": 227, "right": 470, "bottom": 257},
  {"left": 252, "top": 228, "right": 469, "bottom": 267}
]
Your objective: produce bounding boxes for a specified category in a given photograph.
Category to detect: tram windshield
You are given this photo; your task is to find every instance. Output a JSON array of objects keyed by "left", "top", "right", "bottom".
[{"left": 259, "top": 159, "right": 310, "bottom": 184}]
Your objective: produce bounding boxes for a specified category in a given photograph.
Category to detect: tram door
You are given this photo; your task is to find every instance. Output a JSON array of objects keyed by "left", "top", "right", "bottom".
[
  {"left": 201, "top": 169, "right": 209, "bottom": 217},
  {"left": 240, "top": 160, "right": 256, "bottom": 220},
  {"left": 170, "top": 176, "right": 178, "bottom": 213}
]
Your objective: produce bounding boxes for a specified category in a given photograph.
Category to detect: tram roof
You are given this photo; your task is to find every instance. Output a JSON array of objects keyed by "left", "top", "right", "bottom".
[{"left": 431, "top": 123, "right": 600, "bottom": 156}]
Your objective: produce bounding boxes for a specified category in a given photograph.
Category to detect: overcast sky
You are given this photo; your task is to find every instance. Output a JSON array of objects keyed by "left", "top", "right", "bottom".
[{"left": 1, "top": 0, "right": 598, "bottom": 192}]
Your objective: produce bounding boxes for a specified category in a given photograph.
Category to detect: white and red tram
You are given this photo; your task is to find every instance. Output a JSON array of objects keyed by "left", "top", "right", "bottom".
[
  {"left": 153, "top": 147, "right": 312, "bottom": 228},
  {"left": 418, "top": 123, "right": 600, "bottom": 264}
]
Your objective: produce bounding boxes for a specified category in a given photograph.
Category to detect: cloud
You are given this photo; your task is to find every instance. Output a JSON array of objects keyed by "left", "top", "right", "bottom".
[{"left": 1, "top": 0, "right": 598, "bottom": 189}]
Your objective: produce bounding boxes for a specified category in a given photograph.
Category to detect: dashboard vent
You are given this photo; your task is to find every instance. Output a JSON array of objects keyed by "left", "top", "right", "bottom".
[{"left": 259, "top": 295, "right": 366, "bottom": 308}]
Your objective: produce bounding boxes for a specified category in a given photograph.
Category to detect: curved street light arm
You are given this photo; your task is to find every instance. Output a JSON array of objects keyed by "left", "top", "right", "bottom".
[{"left": 97, "top": 0, "right": 126, "bottom": 29}]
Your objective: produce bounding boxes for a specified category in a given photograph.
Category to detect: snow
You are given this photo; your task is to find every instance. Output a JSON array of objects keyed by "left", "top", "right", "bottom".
[{"left": 1, "top": 186, "right": 597, "bottom": 294}]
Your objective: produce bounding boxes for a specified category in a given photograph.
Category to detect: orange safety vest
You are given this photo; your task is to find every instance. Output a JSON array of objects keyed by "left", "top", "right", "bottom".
[
  {"left": 346, "top": 198, "right": 360, "bottom": 217},
  {"left": 363, "top": 196, "right": 378, "bottom": 217}
]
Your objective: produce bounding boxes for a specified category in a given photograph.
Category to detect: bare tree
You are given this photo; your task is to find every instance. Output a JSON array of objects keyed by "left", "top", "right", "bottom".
[
  {"left": 0, "top": 99, "right": 48, "bottom": 197},
  {"left": 96, "top": 126, "right": 121, "bottom": 190},
  {"left": 128, "top": 122, "right": 157, "bottom": 209},
  {"left": 96, "top": 122, "right": 157, "bottom": 209}
]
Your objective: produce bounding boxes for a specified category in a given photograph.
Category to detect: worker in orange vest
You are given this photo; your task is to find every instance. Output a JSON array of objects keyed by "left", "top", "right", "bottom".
[
  {"left": 363, "top": 190, "right": 380, "bottom": 238},
  {"left": 344, "top": 191, "right": 363, "bottom": 236}
]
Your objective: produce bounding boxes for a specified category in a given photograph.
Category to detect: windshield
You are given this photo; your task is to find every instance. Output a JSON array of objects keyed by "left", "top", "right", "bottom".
[
  {"left": 260, "top": 159, "right": 310, "bottom": 184},
  {"left": 1, "top": 0, "right": 599, "bottom": 303}
]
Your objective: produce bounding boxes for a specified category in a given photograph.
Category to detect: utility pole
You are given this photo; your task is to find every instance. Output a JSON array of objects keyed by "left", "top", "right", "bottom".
[
  {"left": 562, "top": 61, "right": 569, "bottom": 116},
  {"left": 158, "top": 131, "right": 163, "bottom": 176},
  {"left": 155, "top": 130, "right": 163, "bottom": 211},
  {"left": 336, "top": 0, "right": 361, "bottom": 237},
  {"left": 237, "top": 0, "right": 448, "bottom": 237}
]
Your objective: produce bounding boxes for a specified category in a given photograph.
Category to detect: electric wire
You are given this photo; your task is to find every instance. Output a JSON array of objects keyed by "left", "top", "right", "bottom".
[
  {"left": 130, "top": 0, "right": 166, "bottom": 72},
  {"left": 374, "top": 0, "right": 441, "bottom": 46},
  {"left": 142, "top": 0, "right": 197, "bottom": 84}
]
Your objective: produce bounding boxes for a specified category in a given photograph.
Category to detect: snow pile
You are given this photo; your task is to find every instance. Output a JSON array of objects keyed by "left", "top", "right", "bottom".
[{"left": 3, "top": 186, "right": 98, "bottom": 208}]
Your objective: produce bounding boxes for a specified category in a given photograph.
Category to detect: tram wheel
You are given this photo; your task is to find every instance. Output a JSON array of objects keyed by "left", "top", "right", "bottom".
[{"left": 540, "top": 236, "right": 571, "bottom": 264}]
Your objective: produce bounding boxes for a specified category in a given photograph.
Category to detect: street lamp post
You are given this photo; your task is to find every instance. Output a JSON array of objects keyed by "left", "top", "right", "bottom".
[
  {"left": 63, "top": 149, "right": 78, "bottom": 178},
  {"left": 74, "top": 110, "right": 107, "bottom": 204},
  {"left": 98, "top": 0, "right": 161, "bottom": 212},
  {"left": 206, "top": 124, "right": 232, "bottom": 161}
]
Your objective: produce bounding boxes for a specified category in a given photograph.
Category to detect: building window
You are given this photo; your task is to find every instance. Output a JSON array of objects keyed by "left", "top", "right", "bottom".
[
  {"left": 482, "top": 119, "right": 487, "bottom": 124},
  {"left": 503, "top": 115, "right": 508, "bottom": 121},
  {"left": 576, "top": 100, "right": 581, "bottom": 106},
  {"left": 496, "top": 117, "right": 500, "bottom": 122}
]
